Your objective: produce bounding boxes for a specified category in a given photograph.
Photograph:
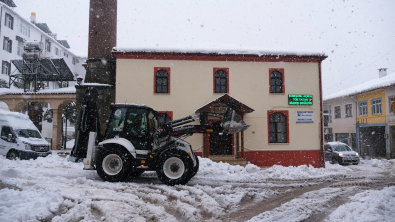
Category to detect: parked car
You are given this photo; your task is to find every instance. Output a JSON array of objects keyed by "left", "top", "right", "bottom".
[
  {"left": 324, "top": 142, "right": 360, "bottom": 165},
  {"left": 0, "top": 110, "right": 51, "bottom": 160}
]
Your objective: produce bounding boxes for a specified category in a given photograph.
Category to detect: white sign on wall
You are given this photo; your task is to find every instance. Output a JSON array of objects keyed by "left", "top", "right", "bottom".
[{"left": 296, "top": 111, "right": 314, "bottom": 123}]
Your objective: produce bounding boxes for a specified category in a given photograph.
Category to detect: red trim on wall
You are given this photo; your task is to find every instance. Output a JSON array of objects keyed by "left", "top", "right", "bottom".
[
  {"left": 267, "top": 110, "right": 290, "bottom": 143},
  {"left": 243, "top": 150, "right": 322, "bottom": 168},
  {"left": 194, "top": 152, "right": 203, "bottom": 157},
  {"left": 213, "top": 68, "right": 229, "bottom": 93},
  {"left": 268, "top": 68, "right": 285, "bottom": 94},
  {"left": 114, "top": 52, "right": 327, "bottom": 63},
  {"left": 318, "top": 62, "right": 325, "bottom": 168},
  {"left": 158, "top": 111, "right": 173, "bottom": 121},
  {"left": 154, "top": 67, "right": 171, "bottom": 94}
]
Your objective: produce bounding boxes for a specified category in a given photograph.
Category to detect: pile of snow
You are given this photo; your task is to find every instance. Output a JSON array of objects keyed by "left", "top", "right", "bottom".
[
  {"left": 196, "top": 157, "right": 350, "bottom": 182},
  {"left": 326, "top": 186, "right": 395, "bottom": 222},
  {"left": 66, "top": 139, "right": 75, "bottom": 149},
  {"left": 0, "top": 188, "right": 65, "bottom": 221}
]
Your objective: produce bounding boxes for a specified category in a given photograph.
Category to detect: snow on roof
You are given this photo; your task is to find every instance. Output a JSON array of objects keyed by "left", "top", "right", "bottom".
[
  {"left": 0, "top": 86, "right": 76, "bottom": 95},
  {"left": 0, "top": 109, "right": 37, "bottom": 130},
  {"left": 324, "top": 71, "right": 395, "bottom": 101},
  {"left": 82, "top": 83, "right": 112, "bottom": 87},
  {"left": 113, "top": 47, "right": 326, "bottom": 57}
]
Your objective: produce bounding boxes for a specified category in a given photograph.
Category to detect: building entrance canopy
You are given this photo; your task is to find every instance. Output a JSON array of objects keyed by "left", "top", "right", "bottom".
[{"left": 195, "top": 94, "right": 254, "bottom": 115}]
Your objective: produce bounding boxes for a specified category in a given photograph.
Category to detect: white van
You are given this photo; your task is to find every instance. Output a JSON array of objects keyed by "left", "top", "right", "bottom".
[{"left": 0, "top": 109, "right": 51, "bottom": 160}]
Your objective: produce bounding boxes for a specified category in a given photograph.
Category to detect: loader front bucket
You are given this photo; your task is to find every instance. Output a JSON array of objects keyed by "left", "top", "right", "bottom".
[{"left": 221, "top": 103, "right": 250, "bottom": 134}]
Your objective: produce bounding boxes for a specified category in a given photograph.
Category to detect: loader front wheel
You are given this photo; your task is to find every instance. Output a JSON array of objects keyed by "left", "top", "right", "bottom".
[
  {"left": 156, "top": 149, "right": 193, "bottom": 186},
  {"left": 96, "top": 147, "right": 132, "bottom": 182}
]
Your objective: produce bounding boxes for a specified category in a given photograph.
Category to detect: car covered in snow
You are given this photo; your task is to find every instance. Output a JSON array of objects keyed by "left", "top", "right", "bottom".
[
  {"left": 0, "top": 110, "right": 51, "bottom": 160},
  {"left": 324, "top": 142, "right": 360, "bottom": 165}
]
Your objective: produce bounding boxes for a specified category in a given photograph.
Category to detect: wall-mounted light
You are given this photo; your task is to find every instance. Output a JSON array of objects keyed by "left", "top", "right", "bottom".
[{"left": 76, "top": 76, "right": 83, "bottom": 85}]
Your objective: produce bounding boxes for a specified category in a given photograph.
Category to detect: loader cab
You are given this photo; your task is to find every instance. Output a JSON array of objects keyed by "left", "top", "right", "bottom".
[{"left": 105, "top": 105, "right": 159, "bottom": 150}]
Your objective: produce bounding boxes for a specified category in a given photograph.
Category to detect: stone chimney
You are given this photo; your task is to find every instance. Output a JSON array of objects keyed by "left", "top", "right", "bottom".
[
  {"left": 74, "top": 0, "right": 117, "bottom": 152},
  {"left": 30, "top": 12, "right": 36, "bottom": 23},
  {"left": 379, "top": 68, "right": 387, "bottom": 78}
]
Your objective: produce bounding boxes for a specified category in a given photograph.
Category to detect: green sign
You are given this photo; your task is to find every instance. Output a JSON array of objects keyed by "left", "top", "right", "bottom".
[{"left": 288, "top": 94, "right": 313, "bottom": 105}]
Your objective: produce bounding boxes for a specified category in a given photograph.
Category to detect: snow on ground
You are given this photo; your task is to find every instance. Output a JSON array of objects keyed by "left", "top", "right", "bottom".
[
  {"left": 325, "top": 186, "right": 395, "bottom": 222},
  {"left": 0, "top": 154, "right": 394, "bottom": 221}
]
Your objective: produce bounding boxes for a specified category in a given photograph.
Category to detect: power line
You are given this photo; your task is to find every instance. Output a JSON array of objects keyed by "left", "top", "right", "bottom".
[{"left": 323, "top": 47, "right": 395, "bottom": 92}]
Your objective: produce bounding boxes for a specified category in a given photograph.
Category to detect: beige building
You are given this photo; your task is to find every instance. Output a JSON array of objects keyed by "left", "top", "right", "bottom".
[
  {"left": 323, "top": 97, "right": 357, "bottom": 149},
  {"left": 113, "top": 49, "right": 327, "bottom": 167}
]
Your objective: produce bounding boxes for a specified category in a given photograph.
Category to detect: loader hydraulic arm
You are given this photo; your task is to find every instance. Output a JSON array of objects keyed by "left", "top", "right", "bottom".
[{"left": 158, "top": 104, "right": 249, "bottom": 137}]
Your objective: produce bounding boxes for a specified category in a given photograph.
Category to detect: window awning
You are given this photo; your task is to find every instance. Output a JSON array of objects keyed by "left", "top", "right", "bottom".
[{"left": 195, "top": 94, "right": 254, "bottom": 115}]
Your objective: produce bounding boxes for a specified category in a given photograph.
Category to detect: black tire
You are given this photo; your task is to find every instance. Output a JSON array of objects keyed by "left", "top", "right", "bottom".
[
  {"left": 7, "top": 150, "right": 19, "bottom": 160},
  {"left": 190, "top": 153, "right": 199, "bottom": 179},
  {"left": 96, "top": 146, "right": 132, "bottom": 182},
  {"left": 156, "top": 149, "right": 193, "bottom": 186},
  {"left": 331, "top": 157, "right": 336, "bottom": 164},
  {"left": 352, "top": 162, "right": 359, "bottom": 165},
  {"left": 129, "top": 169, "right": 145, "bottom": 177}
]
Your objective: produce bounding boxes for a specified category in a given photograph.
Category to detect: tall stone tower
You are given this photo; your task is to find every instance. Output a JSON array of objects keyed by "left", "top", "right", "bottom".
[{"left": 74, "top": 0, "right": 117, "bottom": 154}]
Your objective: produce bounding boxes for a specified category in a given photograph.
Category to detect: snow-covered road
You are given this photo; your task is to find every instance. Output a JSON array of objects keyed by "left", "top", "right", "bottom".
[{"left": 0, "top": 154, "right": 394, "bottom": 222}]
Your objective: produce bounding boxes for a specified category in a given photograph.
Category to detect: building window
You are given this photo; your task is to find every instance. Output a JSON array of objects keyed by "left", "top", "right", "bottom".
[
  {"left": 17, "top": 41, "right": 23, "bottom": 56},
  {"left": 4, "top": 13, "right": 14, "bottom": 30},
  {"left": 20, "top": 23, "right": 30, "bottom": 37},
  {"left": 64, "top": 52, "right": 68, "bottom": 58},
  {"left": 371, "top": 98, "right": 382, "bottom": 114},
  {"left": 358, "top": 100, "right": 368, "bottom": 116},
  {"left": 3, "top": 37, "right": 12, "bottom": 53},
  {"left": 45, "top": 40, "right": 51, "bottom": 52},
  {"left": 389, "top": 96, "right": 395, "bottom": 114},
  {"left": 323, "top": 110, "right": 329, "bottom": 127},
  {"left": 334, "top": 106, "right": 341, "bottom": 118},
  {"left": 269, "top": 68, "right": 284, "bottom": 94},
  {"left": 154, "top": 67, "right": 170, "bottom": 93},
  {"left": 268, "top": 110, "right": 289, "bottom": 143},
  {"left": 2, "top": 61, "right": 11, "bottom": 75},
  {"left": 345, "top": 104, "right": 352, "bottom": 117},
  {"left": 213, "top": 68, "right": 229, "bottom": 93},
  {"left": 328, "top": 105, "right": 332, "bottom": 122},
  {"left": 55, "top": 47, "right": 59, "bottom": 56},
  {"left": 336, "top": 133, "right": 349, "bottom": 145}
]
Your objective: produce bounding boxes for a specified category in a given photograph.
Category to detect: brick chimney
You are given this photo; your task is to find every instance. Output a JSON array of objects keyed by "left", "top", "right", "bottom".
[
  {"left": 88, "top": 0, "right": 117, "bottom": 59},
  {"left": 378, "top": 68, "right": 387, "bottom": 78}
]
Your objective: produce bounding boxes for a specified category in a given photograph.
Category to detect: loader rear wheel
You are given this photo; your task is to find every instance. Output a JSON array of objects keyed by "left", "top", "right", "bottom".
[
  {"left": 156, "top": 149, "right": 193, "bottom": 186},
  {"left": 96, "top": 147, "right": 132, "bottom": 182}
]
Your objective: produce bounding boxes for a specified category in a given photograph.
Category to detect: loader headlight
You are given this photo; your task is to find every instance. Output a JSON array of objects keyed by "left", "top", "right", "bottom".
[
  {"left": 339, "top": 153, "right": 343, "bottom": 157},
  {"left": 356, "top": 153, "right": 359, "bottom": 156},
  {"left": 175, "top": 142, "right": 185, "bottom": 147}
]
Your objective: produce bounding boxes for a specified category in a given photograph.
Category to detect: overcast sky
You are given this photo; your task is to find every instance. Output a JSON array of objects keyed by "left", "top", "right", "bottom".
[{"left": 13, "top": 0, "right": 395, "bottom": 96}]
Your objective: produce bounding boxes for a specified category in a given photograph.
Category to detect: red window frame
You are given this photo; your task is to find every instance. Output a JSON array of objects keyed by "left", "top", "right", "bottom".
[
  {"left": 267, "top": 110, "right": 289, "bottom": 143},
  {"left": 213, "top": 68, "right": 229, "bottom": 93},
  {"left": 154, "top": 67, "right": 171, "bottom": 94},
  {"left": 269, "top": 68, "right": 285, "bottom": 94}
]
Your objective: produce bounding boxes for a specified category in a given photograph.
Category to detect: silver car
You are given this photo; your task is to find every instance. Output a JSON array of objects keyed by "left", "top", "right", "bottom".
[{"left": 324, "top": 142, "right": 360, "bottom": 165}]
